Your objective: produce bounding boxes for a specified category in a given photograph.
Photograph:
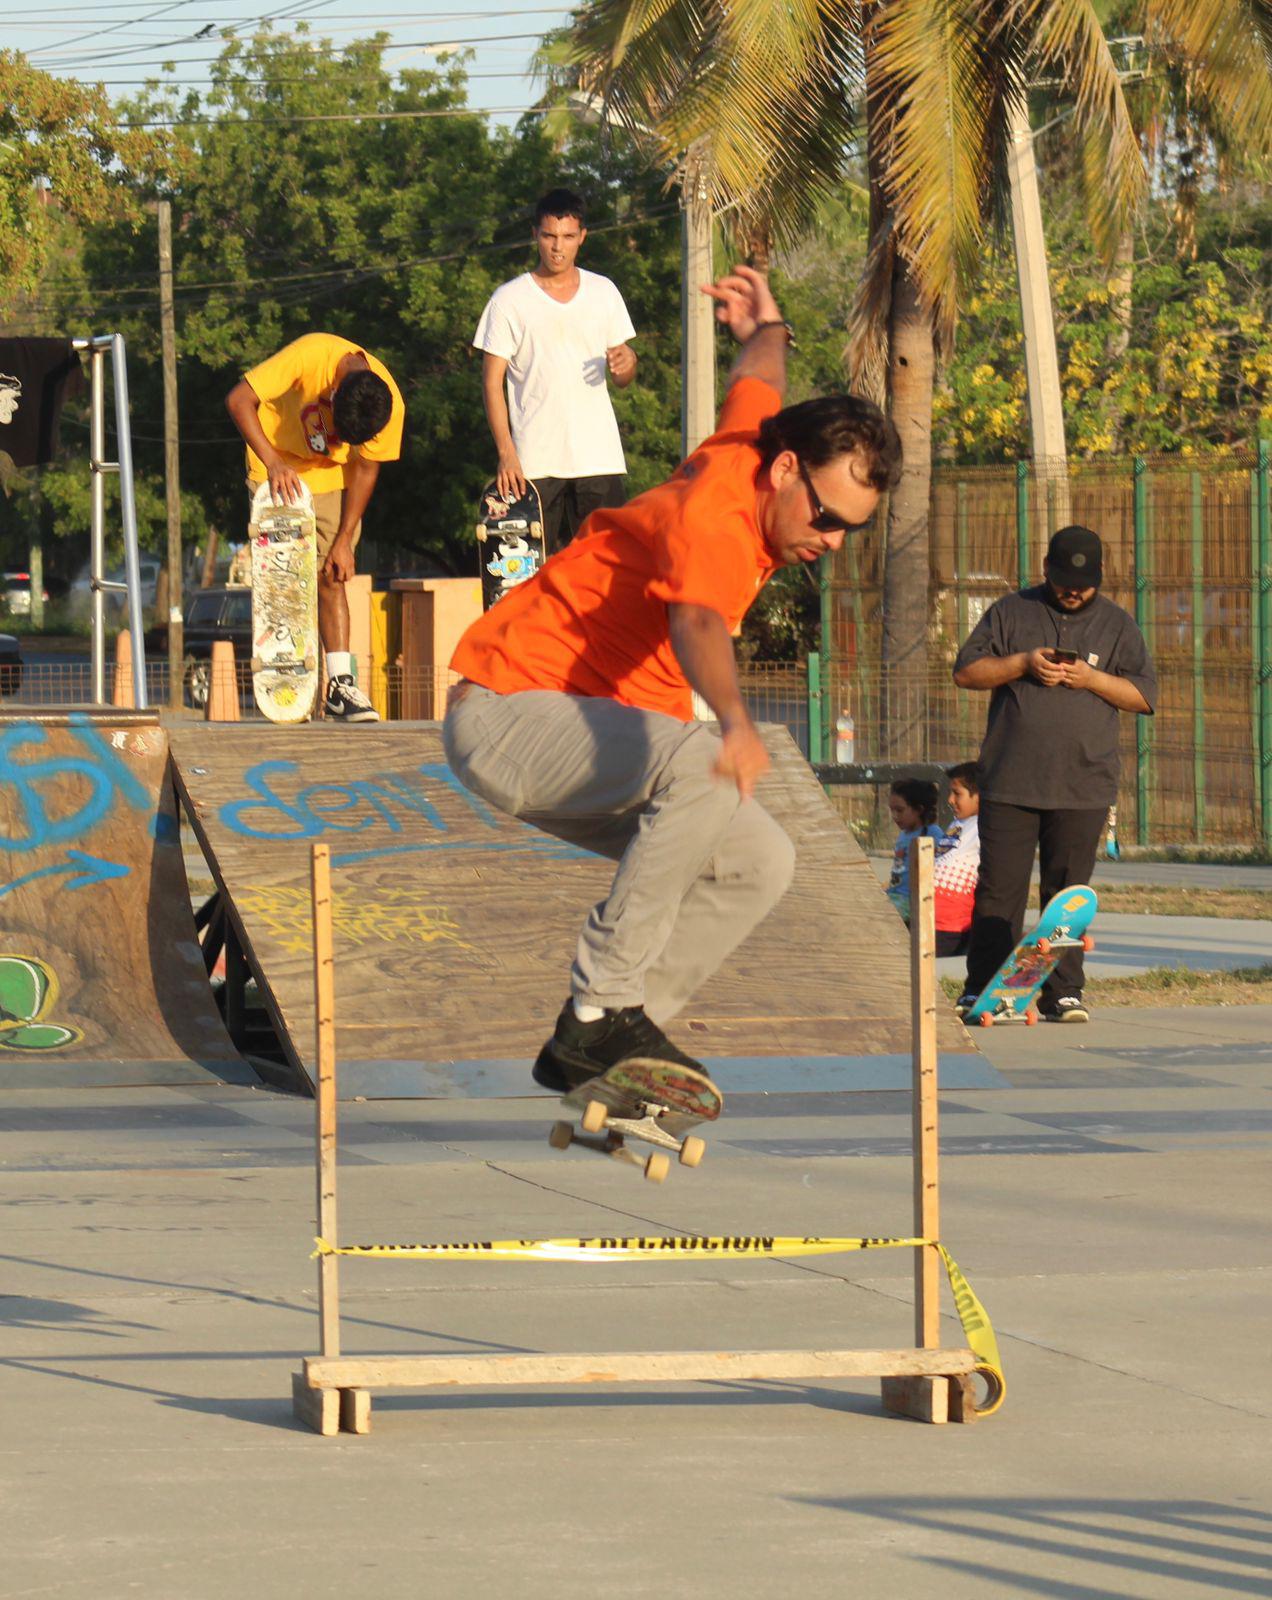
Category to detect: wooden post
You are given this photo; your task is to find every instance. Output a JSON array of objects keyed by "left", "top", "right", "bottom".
[
  {"left": 158, "top": 199, "right": 184, "bottom": 712},
  {"left": 112, "top": 628, "right": 135, "bottom": 708},
  {"left": 908, "top": 835, "right": 940, "bottom": 1347},
  {"left": 311, "top": 844, "right": 340, "bottom": 1361}
]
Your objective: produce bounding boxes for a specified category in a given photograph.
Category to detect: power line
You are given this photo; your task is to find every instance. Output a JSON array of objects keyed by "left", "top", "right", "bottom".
[
  {"left": 33, "top": 28, "right": 547, "bottom": 71},
  {"left": 116, "top": 103, "right": 546, "bottom": 126}
]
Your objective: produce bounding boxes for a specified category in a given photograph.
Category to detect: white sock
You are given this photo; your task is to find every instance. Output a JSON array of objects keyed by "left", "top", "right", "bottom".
[
  {"left": 573, "top": 998, "right": 605, "bottom": 1024},
  {"left": 326, "top": 651, "right": 353, "bottom": 680}
]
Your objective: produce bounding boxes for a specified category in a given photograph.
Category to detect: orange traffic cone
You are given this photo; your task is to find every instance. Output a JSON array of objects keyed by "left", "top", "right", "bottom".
[
  {"left": 206, "top": 639, "right": 240, "bottom": 722},
  {"left": 112, "top": 628, "right": 135, "bottom": 707}
]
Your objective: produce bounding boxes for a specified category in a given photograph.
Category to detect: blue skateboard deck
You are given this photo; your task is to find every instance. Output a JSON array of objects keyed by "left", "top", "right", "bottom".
[{"left": 966, "top": 885, "right": 1098, "bottom": 1028}]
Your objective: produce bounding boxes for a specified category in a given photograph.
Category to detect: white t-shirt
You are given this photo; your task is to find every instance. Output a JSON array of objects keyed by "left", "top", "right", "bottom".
[{"left": 472, "top": 269, "right": 636, "bottom": 479}]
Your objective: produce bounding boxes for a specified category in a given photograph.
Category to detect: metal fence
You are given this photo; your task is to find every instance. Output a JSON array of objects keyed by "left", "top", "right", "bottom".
[{"left": 821, "top": 445, "right": 1272, "bottom": 849}]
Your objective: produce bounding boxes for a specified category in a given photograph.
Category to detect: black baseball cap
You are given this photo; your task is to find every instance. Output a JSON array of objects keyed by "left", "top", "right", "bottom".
[{"left": 1045, "top": 525, "right": 1103, "bottom": 588}]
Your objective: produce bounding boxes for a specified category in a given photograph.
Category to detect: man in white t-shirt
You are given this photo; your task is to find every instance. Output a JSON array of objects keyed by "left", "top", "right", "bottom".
[{"left": 473, "top": 187, "right": 638, "bottom": 552}]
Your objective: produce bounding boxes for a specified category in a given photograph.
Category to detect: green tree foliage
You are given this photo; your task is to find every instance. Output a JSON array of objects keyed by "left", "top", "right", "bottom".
[
  {"left": 0, "top": 52, "right": 165, "bottom": 302},
  {"left": 27, "top": 30, "right": 685, "bottom": 581}
]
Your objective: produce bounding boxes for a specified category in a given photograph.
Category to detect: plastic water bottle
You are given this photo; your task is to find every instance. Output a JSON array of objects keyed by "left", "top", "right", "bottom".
[{"left": 835, "top": 710, "right": 855, "bottom": 765}]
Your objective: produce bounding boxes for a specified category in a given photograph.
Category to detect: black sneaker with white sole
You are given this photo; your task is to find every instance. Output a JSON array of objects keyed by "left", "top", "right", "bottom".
[
  {"left": 1041, "top": 995, "right": 1089, "bottom": 1023},
  {"left": 324, "top": 675, "right": 379, "bottom": 722},
  {"left": 532, "top": 1001, "right": 708, "bottom": 1093},
  {"left": 953, "top": 992, "right": 979, "bottom": 1019}
]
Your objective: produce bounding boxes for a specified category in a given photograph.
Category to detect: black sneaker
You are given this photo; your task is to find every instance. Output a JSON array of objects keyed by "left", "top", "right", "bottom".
[
  {"left": 532, "top": 1001, "right": 706, "bottom": 1093},
  {"left": 953, "top": 992, "right": 979, "bottom": 1019},
  {"left": 325, "top": 675, "right": 379, "bottom": 722}
]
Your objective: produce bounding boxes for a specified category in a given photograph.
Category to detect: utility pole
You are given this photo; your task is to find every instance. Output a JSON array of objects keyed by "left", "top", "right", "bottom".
[
  {"left": 1007, "top": 97, "right": 1071, "bottom": 534},
  {"left": 158, "top": 198, "right": 183, "bottom": 710},
  {"left": 680, "top": 144, "right": 715, "bottom": 459}
]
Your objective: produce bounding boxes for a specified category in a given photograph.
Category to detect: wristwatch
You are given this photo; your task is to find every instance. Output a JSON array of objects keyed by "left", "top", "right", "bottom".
[{"left": 750, "top": 319, "right": 797, "bottom": 349}]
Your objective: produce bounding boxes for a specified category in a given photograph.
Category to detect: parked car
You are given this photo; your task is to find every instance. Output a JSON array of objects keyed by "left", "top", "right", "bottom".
[
  {"left": 0, "top": 632, "right": 21, "bottom": 695},
  {"left": 1, "top": 572, "right": 49, "bottom": 616},
  {"left": 157, "top": 586, "right": 252, "bottom": 709},
  {"left": 68, "top": 557, "right": 163, "bottom": 618}
]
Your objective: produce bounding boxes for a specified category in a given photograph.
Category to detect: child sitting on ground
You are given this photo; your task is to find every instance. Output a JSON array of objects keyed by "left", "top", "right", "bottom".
[
  {"left": 933, "top": 761, "right": 981, "bottom": 956},
  {"left": 886, "top": 778, "right": 945, "bottom": 920}
]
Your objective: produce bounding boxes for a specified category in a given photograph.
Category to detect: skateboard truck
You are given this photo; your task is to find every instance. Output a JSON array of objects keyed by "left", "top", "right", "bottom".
[{"left": 549, "top": 1096, "right": 709, "bottom": 1185}]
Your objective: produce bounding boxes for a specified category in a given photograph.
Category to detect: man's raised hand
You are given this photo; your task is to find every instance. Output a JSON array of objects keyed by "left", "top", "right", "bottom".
[
  {"left": 266, "top": 458, "right": 304, "bottom": 506},
  {"left": 701, "top": 264, "right": 782, "bottom": 344}
]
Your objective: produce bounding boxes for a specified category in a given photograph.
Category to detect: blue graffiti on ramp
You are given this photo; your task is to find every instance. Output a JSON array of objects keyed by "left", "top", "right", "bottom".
[
  {"left": 0, "top": 850, "right": 131, "bottom": 903},
  {"left": 0, "top": 717, "right": 151, "bottom": 854}
]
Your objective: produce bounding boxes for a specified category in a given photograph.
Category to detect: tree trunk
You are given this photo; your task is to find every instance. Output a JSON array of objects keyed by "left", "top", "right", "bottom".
[
  {"left": 201, "top": 525, "right": 220, "bottom": 588},
  {"left": 881, "top": 260, "right": 936, "bottom": 760}
]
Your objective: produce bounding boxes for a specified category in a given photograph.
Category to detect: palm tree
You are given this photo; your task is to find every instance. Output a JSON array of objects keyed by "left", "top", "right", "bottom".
[{"left": 542, "top": 1, "right": 1272, "bottom": 751}]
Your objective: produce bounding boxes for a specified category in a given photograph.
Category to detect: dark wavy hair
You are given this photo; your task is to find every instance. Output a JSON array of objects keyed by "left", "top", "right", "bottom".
[
  {"left": 757, "top": 395, "right": 902, "bottom": 491},
  {"left": 891, "top": 778, "right": 939, "bottom": 828},
  {"left": 333, "top": 370, "right": 392, "bottom": 445}
]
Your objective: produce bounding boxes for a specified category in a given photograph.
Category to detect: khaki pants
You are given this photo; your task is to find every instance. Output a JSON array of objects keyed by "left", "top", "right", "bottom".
[
  {"left": 246, "top": 481, "right": 361, "bottom": 567},
  {"left": 442, "top": 683, "right": 795, "bottom": 1021}
]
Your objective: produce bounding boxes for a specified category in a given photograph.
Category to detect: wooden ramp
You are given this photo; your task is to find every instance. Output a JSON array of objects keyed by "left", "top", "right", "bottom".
[
  {"left": 170, "top": 723, "right": 981, "bottom": 1098},
  {"left": 0, "top": 711, "right": 255, "bottom": 1089}
]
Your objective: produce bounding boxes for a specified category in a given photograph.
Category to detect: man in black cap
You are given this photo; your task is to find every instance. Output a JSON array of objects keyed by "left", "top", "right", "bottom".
[{"left": 951, "top": 526, "right": 1157, "bottom": 1021}]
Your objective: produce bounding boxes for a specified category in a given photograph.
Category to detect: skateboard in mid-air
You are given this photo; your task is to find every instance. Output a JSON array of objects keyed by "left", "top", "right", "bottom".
[
  {"left": 475, "top": 478, "right": 545, "bottom": 611},
  {"left": 249, "top": 478, "right": 320, "bottom": 723},
  {"left": 965, "top": 885, "right": 1098, "bottom": 1028},
  {"left": 548, "top": 1059, "right": 723, "bottom": 1184}
]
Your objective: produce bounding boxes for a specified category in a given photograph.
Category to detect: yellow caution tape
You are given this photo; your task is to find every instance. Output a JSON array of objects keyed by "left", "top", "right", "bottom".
[{"left": 311, "top": 1233, "right": 1005, "bottom": 1413}]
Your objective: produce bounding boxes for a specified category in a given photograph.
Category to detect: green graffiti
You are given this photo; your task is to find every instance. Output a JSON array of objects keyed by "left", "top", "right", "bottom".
[{"left": 0, "top": 955, "right": 82, "bottom": 1053}]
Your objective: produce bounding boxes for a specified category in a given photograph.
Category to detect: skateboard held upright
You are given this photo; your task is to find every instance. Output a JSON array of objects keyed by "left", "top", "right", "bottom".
[
  {"left": 965, "top": 886, "right": 1098, "bottom": 1028},
  {"left": 549, "top": 1059, "right": 723, "bottom": 1184},
  {"left": 475, "top": 479, "right": 545, "bottom": 611},
  {"left": 249, "top": 479, "right": 320, "bottom": 724}
]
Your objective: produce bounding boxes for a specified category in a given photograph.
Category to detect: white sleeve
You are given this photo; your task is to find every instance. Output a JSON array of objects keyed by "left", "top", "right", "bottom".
[
  {"left": 607, "top": 281, "right": 637, "bottom": 346},
  {"left": 473, "top": 290, "right": 517, "bottom": 360}
]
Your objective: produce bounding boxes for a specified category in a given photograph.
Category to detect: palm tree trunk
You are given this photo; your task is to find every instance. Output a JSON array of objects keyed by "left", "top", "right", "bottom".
[{"left": 881, "top": 260, "right": 935, "bottom": 760}]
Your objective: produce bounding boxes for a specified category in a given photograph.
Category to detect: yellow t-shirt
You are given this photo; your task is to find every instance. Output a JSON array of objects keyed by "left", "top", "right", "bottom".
[{"left": 243, "top": 333, "right": 405, "bottom": 494}]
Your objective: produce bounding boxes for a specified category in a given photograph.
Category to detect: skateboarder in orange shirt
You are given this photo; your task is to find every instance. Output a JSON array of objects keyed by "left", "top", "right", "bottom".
[{"left": 444, "top": 265, "right": 902, "bottom": 1092}]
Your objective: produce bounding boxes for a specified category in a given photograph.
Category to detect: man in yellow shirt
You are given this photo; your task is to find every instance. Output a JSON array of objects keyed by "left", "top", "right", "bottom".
[{"left": 226, "top": 333, "right": 405, "bottom": 721}]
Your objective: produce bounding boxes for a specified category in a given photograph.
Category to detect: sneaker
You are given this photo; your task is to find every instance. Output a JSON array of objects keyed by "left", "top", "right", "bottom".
[
  {"left": 1042, "top": 996, "right": 1089, "bottom": 1024},
  {"left": 532, "top": 1001, "right": 706, "bottom": 1093},
  {"left": 953, "top": 992, "right": 979, "bottom": 1019},
  {"left": 324, "top": 675, "right": 379, "bottom": 722}
]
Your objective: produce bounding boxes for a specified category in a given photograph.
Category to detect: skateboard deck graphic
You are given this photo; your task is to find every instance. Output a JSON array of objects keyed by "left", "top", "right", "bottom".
[
  {"left": 549, "top": 1058, "right": 723, "bottom": 1184},
  {"left": 475, "top": 478, "right": 545, "bottom": 611},
  {"left": 966, "top": 885, "right": 1098, "bottom": 1027},
  {"left": 249, "top": 480, "right": 320, "bottom": 724}
]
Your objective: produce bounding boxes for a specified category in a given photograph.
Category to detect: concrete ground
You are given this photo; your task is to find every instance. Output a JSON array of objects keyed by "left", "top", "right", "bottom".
[{"left": 4, "top": 1004, "right": 1271, "bottom": 1598}]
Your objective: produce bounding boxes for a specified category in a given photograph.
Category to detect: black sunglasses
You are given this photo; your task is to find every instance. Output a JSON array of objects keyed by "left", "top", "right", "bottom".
[{"left": 797, "top": 458, "right": 872, "bottom": 534}]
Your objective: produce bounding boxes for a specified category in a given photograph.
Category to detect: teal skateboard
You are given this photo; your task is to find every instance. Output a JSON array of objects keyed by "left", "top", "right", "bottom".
[
  {"left": 548, "top": 1059, "right": 723, "bottom": 1184},
  {"left": 966, "top": 886, "right": 1098, "bottom": 1028}
]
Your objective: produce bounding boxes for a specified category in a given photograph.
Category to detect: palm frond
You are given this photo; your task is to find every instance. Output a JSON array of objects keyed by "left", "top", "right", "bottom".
[
  {"left": 1009, "top": 0, "right": 1147, "bottom": 257},
  {"left": 1144, "top": 0, "right": 1272, "bottom": 162}
]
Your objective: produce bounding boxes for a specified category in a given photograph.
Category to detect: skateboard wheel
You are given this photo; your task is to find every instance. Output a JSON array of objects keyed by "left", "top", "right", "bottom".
[
  {"left": 581, "top": 1100, "right": 608, "bottom": 1135},
  {"left": 643, "top": 1153, "right": 670, "bottom": 1184},
  {"left": 530, "top": 521, "right": 542, "bottom": 537},
  {"left": 548, "top": 1120, "right": 574, "bottom": 1150},
  {"left": 1081, "top": 933, "right": 1095, "bottom": 952},
  {"left": 1037, "top": 937, "right": 1052, "bottom": 956},
  {"left": 978, "top": 1013, "right": 993, "bottom": 1028},
  {"left": 1024, "top": 1008, "right": 1038, "bottom": 1026},
  {"left": 679, "top": 1136, "right": 706, "bottom": 1168}
]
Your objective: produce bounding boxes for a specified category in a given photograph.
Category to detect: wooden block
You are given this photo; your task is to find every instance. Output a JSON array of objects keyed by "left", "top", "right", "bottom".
[
  {"left": 339, "top": 1387, "right": 372, "bottom": 1434},
  {"left": 947, "top": 1372, "right": 979, "bottom": 1424},
  {"left": 304, "top": 1346, "right": 976, "bottom": 1392},
  {"left": 880, "top": 1374, "right": 949, "bottom": 1424},
  {"left": 292, "top": 1369, "right": 340, "bottom": 1436}
]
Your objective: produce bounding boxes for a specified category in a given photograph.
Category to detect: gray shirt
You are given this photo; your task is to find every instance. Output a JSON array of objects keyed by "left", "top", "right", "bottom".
[{"left": 953, "top": 586, "right": 1157, "bottom": 808}]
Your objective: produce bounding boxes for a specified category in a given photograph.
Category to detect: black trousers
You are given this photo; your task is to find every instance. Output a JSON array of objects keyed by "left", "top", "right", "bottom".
[
  {"left": 537, "top": 473, "right": 626, "bottom": 553},
  {"left": 965, "top": 800, "right": 1106, "bottom": 1004}
]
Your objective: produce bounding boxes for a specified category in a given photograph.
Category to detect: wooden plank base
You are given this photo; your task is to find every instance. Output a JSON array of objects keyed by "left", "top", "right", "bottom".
[{"left": 292, "top": 1347, "right": 980, "bottom": 1433}]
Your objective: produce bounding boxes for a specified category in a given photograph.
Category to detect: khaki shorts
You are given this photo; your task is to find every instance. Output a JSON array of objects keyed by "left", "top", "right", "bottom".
[{"left": 247, "top": 480, "right": 362, "bottom": 566}]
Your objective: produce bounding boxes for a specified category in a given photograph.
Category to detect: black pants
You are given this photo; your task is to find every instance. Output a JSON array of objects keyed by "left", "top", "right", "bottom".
[
  {"left": 537, "top": 474, "right": 626, "bottom": 553},
  {"left": 965, "top": 800, "right": 1106, "bottom": 1005}
]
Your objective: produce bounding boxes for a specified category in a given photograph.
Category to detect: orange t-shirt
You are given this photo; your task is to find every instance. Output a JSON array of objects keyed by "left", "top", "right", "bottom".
[{"left": 451, "top": 377, "right": 781, "bottom": 720}]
